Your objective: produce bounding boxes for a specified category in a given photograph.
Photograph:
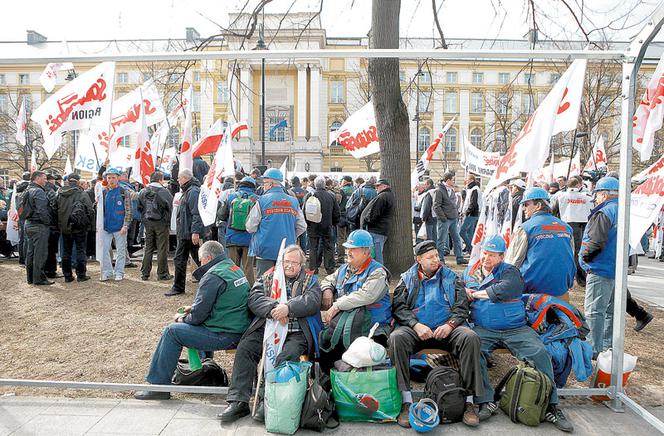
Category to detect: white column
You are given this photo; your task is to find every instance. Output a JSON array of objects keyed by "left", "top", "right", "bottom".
[
  {"left": 296, "top": 63, "right": 308, "bottom": 139},
  {"left": 200, "top": 60, "right": 215, "bottom": 131},
  {"left": 309, "top": 63, "right": 320, "bottom": 143},
  {"left": 459, "top": 90, "right": 470, "bottom": 139},
  {"left": 239, "top": 63, "right": 253, "bottom": 138}
]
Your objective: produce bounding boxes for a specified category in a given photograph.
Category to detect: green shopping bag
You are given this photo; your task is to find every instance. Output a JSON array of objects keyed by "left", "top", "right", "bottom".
[
  {"left": 331, "top": 367, "right": 401, "bottom": 422},
  {"left": 265, "top": 361, "right": 312, "bottom": 434}
]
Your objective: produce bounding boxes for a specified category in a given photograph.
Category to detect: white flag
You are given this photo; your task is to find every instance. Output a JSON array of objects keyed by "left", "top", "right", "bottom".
[
  {"left": 7, "top": 190, "right": 20, "bottom": 245},
  {"left": 74, "top": 132, "right": 106, "bottom": 173},
  {"left": 411, "top": 118, "right": 455, "bottom": 187},
  {"left": 280, "top": 157, "right": 288, "bottom": 181},
  {"left": 131, "top": 91, "right": 155, "bottom": 186},
  {"left": 331, "top": 102, "right": 380, "bottom": 158},
  {"left": 633, "top": 54, "right": 664, "bottom": 162},
  {"left": 64, "top": 156, "right": 72, "bottom": 175},
  {"left": 15, "top": 102, "right": 27, "bottom": 146},
  {"left": 633, "top": 154, "right": 664, "bottom": 182},
  {"left": 198, "top": 124, "right": 236, "bottom": 226},
  {"left": 459, "top": 131, "right": 501, "bottom": 178},
  {"left": 630, "top": 164, "right": 664, "bottom": 248},
  {"left": 30, "top": 147, "right": 37, "bottom": 173},
  {"left": 178, "top": 87, "right": 194, "bottom": 172},
  {"left": 583, "top": 136, "right": 608, "bottom": 172},
  {"left": 31, "top": 62, "right": 115, "bottom": 159},
  {"left": 39, "top": 62, "right": 74, "bottom": 93},
  {"left": 94, "top": 180, "right": 105, "bottom": 263},
  {"left": 553, "top": 152, "right": 582, "bottom": 179},
  {"left": 262, "top": 239, "right": 289, "bottom": 374}
]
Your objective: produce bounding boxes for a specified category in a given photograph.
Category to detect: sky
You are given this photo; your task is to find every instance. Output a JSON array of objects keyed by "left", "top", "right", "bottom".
[{"left": 1, "top": 0, "right": 661, "bottom": 44}]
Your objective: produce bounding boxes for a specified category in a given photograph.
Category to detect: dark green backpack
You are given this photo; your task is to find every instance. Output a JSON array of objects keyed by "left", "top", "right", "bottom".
[
  {"left": 318, "top": 307, "right": 372, "bottom": 354},
  {"left": 228, "top": 194, "right": 253, "bottom": 231},
  {"left": 495, "top": 361, "right": 553, "bottom": 426}
]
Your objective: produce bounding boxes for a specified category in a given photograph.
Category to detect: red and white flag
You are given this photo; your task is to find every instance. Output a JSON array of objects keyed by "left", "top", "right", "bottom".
[
  {"left": 331, "top": 102, "right": 380, "bottom": 158},
  {"left": 459, "top": 130, "right": 501, "bottom": 178},
  {"left": 39, "top": 62, "right": 74, "bottom": 93},
  {"left": 192, "top": 120, "right": 248, "bottom": 157},
  {"left": 583, "top": 136, "right": 608, "bottom": 172},
  {"left": 633, "top": 154, "right": 664, "bottom": 182},
  {"left": 630, "top": 163, "right": 664, "bottom": 248},
  {"left": 262, "top": 239, "right": 289, "bottom": 374},
  {"left": 633, "top": 54, "right": 664, "bottom": 162},
  {"left": 179, "top": 87, "right": 194, "bottom": 172},
  {"left": 15, "top": 101, "right": 27, "bottom": 146},
  {"left": 30, "top": 147, "right": 37, "bottom": 173},
  {"left": 198, "top": 124, "right": 236, "bottom": 227},
  {"left": 486, "top": 60, "right": 587, "bottom": 192},
  {"left": 7, "top": 190, "right": 20, "bottom": 245},
  {"left": 31, "top": 62, "right": 115, "bottom": 159},
  {"left": 553, "top": 152, "right": 582, "bottom": 179},
  {"left": 131, "top": 91, "right": 155, "bottom": 186},
  {"left": 411, "top": 117, "right": 455, "bottom": 187}
]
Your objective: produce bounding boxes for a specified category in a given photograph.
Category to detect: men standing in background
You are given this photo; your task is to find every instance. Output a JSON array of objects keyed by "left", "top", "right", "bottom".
[
  {"left": 138, "top": 171, "right": 174, "bottom": 282},
  {"left": 23, "top": 171, "right": 52, "bottom": 285}
]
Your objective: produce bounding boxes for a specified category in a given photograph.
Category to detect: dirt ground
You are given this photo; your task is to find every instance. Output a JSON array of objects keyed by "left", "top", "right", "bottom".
[{"left": 1, "top": 256, "right": 663, "bottom": 406}]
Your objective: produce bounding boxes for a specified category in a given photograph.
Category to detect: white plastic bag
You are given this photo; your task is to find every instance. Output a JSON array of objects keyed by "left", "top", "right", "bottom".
[
  {"left": 342, "top": 323, "right": 387, "bottom": 368},
  {"left": 416, "top": 223, "right": 428, "bottom": 240}
]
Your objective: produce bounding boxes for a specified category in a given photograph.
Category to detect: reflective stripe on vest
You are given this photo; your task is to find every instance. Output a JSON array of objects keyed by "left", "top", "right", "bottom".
[
  {"left": 252, "top": 187, "right": 299, "bottom": 260},
  {"left": 336, "top": 259, "right": 392, "bottom": 326},
  {"left": 579, "top": 198, "right": 618, "bottom": 278}
]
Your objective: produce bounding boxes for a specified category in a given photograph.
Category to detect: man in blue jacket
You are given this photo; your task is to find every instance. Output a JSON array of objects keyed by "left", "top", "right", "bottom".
[
  {"left": 100, "top": 168, "right": 133, "bottom": 281},
  {"left": 463, "top": 235, "right": 573, "bottom": 432}
]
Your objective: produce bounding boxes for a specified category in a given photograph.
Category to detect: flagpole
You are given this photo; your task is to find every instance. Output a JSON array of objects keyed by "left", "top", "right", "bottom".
[
  {"left": 253, "top": 345, "right": 266, "bottom": 416},
  {"left": 567, "top": 131, "right": 588, "bottom": 179}
]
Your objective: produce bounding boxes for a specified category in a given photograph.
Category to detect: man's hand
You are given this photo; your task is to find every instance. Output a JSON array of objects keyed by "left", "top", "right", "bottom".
[
  {"left": 192, "top": 233, "right": 200, "bottom": 245},
  {"left": 321, "top": 289, "right": 334, "bottom": 310},
  {"left": 413, "top": 323, "right": 434, "bottom": 341},
  {"left": 271, "top": 304, "right": 289, "bottom": 325},
  {"left": 182, "top": 306, "right": 192, "bottom": 314},
  {"left": 173, "top": 312, "right": 184, "bottom": 323},
  {"left": 433, "top": 324, "right": 454, "bottom": 340},
  {"left": 324, "top": 305, "right": 339, "bottom": 324},
  {"left": 119, "top": 225, "right": 128, "bottom": 235},
  {"left": 465, "top": 288, "right": 475, "bottom": 301}
]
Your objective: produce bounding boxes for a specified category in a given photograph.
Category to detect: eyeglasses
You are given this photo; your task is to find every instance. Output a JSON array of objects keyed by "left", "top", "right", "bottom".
[{"left": 283, "top": 260, "right": 302, "bottom": 267}]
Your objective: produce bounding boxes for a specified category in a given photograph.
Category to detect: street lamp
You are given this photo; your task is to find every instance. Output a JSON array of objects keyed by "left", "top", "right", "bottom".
[{"left": 253, "top": 24, "right": 267, "bottom": 166}]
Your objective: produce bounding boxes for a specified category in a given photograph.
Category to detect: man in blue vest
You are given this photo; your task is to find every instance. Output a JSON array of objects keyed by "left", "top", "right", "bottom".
[
  {"left": 318, "top": 230, "right": 391, "bottom": 371},
  {"left": 505, "top": 187, "right": 576, "bottom": 300},
  {"left": 463, "top": 235, "right": 573, "bottom": 432},
  {"left": 246, "top": 168, "right": 306, "bottom": 277},
  {"left": 389, "top": 240, "right": 483, "bottom": 428},
  {"left": 100, "top": 168, "right": 133, "bottom": 281}
]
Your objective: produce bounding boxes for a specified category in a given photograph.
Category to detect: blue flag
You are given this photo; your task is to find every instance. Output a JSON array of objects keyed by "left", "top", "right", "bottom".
[{"left": 269, "top": 119, "right": 288, "bottom": 140}]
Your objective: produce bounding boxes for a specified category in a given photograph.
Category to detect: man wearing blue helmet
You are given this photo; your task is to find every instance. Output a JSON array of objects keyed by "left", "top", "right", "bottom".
[
  {"left": 462, "top": 235, "right": 574, "bottom": 432},
  {"left": 505, "top": 186, "right": 576, "bottom": 300}
]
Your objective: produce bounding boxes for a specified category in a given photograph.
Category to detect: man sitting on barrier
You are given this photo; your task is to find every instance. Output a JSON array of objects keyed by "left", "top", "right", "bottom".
[
  {"left": 318, "top": 229, "right": 392, "bottom": 371},
  {"left": 220, "top": 244, "right": 323, "bottom": 424},
  {"left": 135, "top": 241, "right": 252, "bottom": 400},
  {"left": 462, "top": 235, "right": 574, "bottom": 432},
  {"left": 389, "top": 240, "right": 483, "bottom": 428}
]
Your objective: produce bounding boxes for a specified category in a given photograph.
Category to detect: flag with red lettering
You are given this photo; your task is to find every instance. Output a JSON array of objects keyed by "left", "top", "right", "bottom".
[
  {"left": 178, "top": 87, "right": 194, "bottom": 172},
  {"left": 583, "top": 136, "right": 608, "bottom": 172},
  {"left": 31, "top": 62, "right": 115, "bottom": 159},
  {"left": 39, "top": 62, "right": 74, "bottom": 93},
  {"left": 331, "top": 102, "right": 380, "bottom": 158},
  {"left": 131, "top": 91, "right": 155, "bottom": 186},
  {"left": 192, "top": 120, "right": 248, "bottom": 157},
  {"left": 486, "top": 60, "right": 587, "bottom": 192},
  {"left": 633, "top": 154, "right": 664, "bottom": 182},
  {"left": 633, "top": 54, "right": 664, "bottom": 162},
  {"left": 15, "top": 101, "right": 27, "bottom": 146},
  {"left": 459, "top": 130, "right": 501, "bottom": 178},
  {"left": 630, "top": 163, "right": 664, "bottom": 248},
  {"left": 411, "top": 117, "right": 455, "bottom": 187},
  {"left": 198, "top": 124, "right": 236, "bottom": 226},
  {"left": 262, "top": 239, "right": 289, "bottom": 374}
]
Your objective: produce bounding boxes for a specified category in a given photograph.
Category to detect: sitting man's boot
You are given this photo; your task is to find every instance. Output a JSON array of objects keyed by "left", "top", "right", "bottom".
[
  {"left": 478, "top": 401, "right": 497, "bottom": 422},
  {"left": 219, "top": 401, "right": 250, "bottom": 423},
  {"left": 134, "top": 390, "right": 170, "bottom": 400},
  {"left": 462, "top": 402, "right": 480, "bottom": 427},
  {"left": 545, "top": 404, "right": 574, "bottom": 433},
  {"left": 253, "top": 400, "right": 265, "bottom": 423},
  {"left": 397, "top": 402, "right": 411, "bottom": 428}
]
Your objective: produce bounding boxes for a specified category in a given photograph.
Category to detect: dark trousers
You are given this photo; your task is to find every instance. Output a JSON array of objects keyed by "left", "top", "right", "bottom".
[
  {"left": 388, "top": 325, "right": 484, "bottom": 396},
  {"left": 62, "top": 231, "right": 87, "bottom": 279},
  {"left": 336, "top": 225, "right": 350, "bottom": 264},
  {"left": 228, "top": 245, "right": 254, "bottom": 286},
  {"left": 570, "top": 222, "right": 587, "bottom": 286},
  {"left": 226, "top": 327, "right": 308, "bottom": 403},
  {"left": 142, "top": 221, "right": 170, "bottom": 279},
  {"left": 18, "top": 219, "right": 26, "bottom": 264},
  {"left": 255, "top": 258, "right": 276, "bottom": 279},
  {"left": 309, "top": 231, "right": 335, "bottom": 274},
  {"left": 173, "top": 238, "right": 199, "bottom": 292},
  {"left": 44, "top": 229, "right": 60, "bottom": 276},
  {"left": 25, "top": 221, "right": 48, "bottom": 284},
  {"left": 627, "top": 289, "right": 649, "bottom": 320}
]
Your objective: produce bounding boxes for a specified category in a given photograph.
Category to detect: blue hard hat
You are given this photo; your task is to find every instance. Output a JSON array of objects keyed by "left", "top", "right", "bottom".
[
  {"left": 103, "top": 167, "right": 122, "bottom": 177},
  {"left": 342, "top": 229, "right": 373, "bottom": 249},
  {"left": 241, "top": 176, "right": 257, "bottom": 185},
  {"left": 480, "top": 234, "right": 507, "bottom": 253},
  {"left": 263, "top": 168, "right": 284, "bottom": 182},
  {"left": 520, "top": 187, "right": 550, "bottom": 204},
  {"left": 594, "top": 176, "right": 619, "bottom": 193},
  {"left": 409, "top": 399, "right": 440, "bottom": 433}
]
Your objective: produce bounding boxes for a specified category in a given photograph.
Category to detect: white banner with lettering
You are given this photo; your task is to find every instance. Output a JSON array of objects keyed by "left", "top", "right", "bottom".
[
  {"left": 330, "top": 101, "right": 380, "bottom": 158},
  {"left": 460, "top": 132, "right": 501, "bottom": 177},
  {"left": 630, "top": 163, "right": 664, "bottom": 248}
]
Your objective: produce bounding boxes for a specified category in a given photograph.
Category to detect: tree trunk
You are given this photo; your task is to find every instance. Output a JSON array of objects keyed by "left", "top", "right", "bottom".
[{"left": 369, "top": 0, "right": 413, "bottom": 275}]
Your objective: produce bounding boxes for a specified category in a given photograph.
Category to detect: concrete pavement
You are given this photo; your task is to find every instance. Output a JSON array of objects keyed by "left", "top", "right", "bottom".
[
  {"left": 1, "top": 395, "right": 663, "bottom": 435},
  {"left": 628, "top": 256, "right": 664, "bottom": 308}
]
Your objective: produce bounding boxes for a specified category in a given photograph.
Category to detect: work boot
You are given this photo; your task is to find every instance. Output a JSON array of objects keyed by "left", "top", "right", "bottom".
[
  {"left": 218, "top": 401, "right": 250, "bottom": 423},
  {"left": 634, "top": 312, "right": 654, "bottom": 332},
  {"left": 457, "top": 259, "right": 469, "bottom": 265},
  {"left": 462, "top": 402, "right": 480, "bottom": 427},
  {"left": 64, "top": 276, "right": 75, "bottom": 283},
  {"left": 164, "top": 288, "right": 185, "bottom": 297},
  {"left": 252, "top": 401, "right": 265, "bottom": 423},
  {"left": 478, "top": 402, "right": 497, "bottom": 422},
  {"left": 77, "top": 275, "right": 91, "bottom": 282},
  {"left": 397, "top": 403, "right": 411, "bottom": 428},
  {"left": 134, "top": 390, "right": 171, "bottom": 400},
  {"left": 545, "top": 404, "right": 574, "bottom": 432}
]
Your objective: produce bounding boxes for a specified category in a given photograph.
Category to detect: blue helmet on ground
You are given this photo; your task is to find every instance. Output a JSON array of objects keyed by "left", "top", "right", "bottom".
[
  {"left": 480, "top": 234, "right": 507, "bottom": 253},
  {"left": 409, "top": 399, "right": 440, "bottom": 433},
  {"left": 594, "top": 176, "right": 619, "bottom": 193},
  {"left": 342, "top": 229, "right": 373, "bottom": 249},
  {"left": 263, "top": 168, "right": 284, "bottom": 182},
  {"left": 520, "top": 187, "right": 550, "bottom": 204}
]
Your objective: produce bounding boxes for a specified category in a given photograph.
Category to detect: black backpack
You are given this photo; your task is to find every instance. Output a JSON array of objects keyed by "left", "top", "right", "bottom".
[
  {"left": 424, "top": 366, "right": 466, "bottom": 424},
  {"left": 345, "top": 188, "right": 367, "bottom": 227},
  {"left": 17, "top": 190, "right": 33, "bottom": 220},
  {"left": 300, "top": 363, "right": 339, "bottom": 432},
  {"left": 143, "top": 190, "right": 163, "bottom": 221},
  {"left": 69, "top": 196, "right": 91, "bottom": 229},
  {"left": 172, "top": 358, "right": 228, "bottom": 387}
]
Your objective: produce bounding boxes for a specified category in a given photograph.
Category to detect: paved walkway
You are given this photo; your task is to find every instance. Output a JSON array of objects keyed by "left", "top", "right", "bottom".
[
  {"left": 629, "top": 256, "right": 664, "bottom": 308},
  {"left": 1, "top": 395, "right": 663, "bottom": 435}
]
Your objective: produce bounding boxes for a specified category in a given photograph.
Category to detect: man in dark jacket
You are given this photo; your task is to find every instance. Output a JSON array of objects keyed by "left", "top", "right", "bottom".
[
  {"left": 389, "top": 240, "right": 483, "bottom": 428},
  {"left": 44, "top": 173, "right": 61, "bottom": 278},
  {"left": 220, "top": 244, "right": 323, "bottom": 423},
  {"left": 138, "top": 171, "right": 174, "bottom": 282},
  {"left": 135, "top": 241, "right": 251, "bottom": 400},
  {"left": 14, "top": 172, "right": 30, "bottom": 265},
  {"left": 23, "top": 171, "right": 53, "bottom": 285},
  {"left": 509, "top": 178, "right": 526, "bottom": 228},
  {"left": 304, "top": 176, "right": 340, "bottom": 274},
  {"left": 420, "top": 178, "right": 437, "bottom": 242},
  {"left": 55, "top": 174, "right": 94, "bottom": 282},
  {"left": 460, "top": 175, "right": 481, "bottom": 253},
  {"left": 346, "top": 178, "right": 377, "bottom": 231},
  {"left": 336, "top": 175, "right": 355, "bottom": 264},
  {"left": 193, "top": 156, "right": 210, "bottom": 183},
  {"left": 433, "top": 172, "right": 468, "bottom": 265},
  {"left": 359, "top": 178, "right": 394, "bottom": 265},
  {"left": 168, "top": 168, "right": 204, "bottom": 296}
]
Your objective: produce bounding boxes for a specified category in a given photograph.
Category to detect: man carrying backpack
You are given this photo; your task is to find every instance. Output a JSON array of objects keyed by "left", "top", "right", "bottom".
[
  {"left": 359, "top": 178, "right": 394, "bottom": 265},
  {"left": 138, "top": 171, "right": 174, "bottom": 282},
  {"left": 304, "top": 176, "right": 340, "bottom": 275},
  {"left": 23, "top": 171, "right": 53, "bottom": 285},
  {"left": 345, "top": 178, "right": 376, "bottom": 231},
  {"left": 100, "top": 168, "right": 133, "bottom": 282},
  {"left": 389, "top": 240, "right": 483, "bottom": 428},
  {"left": 55, "top": 173, "right": 94, "bottom": 282}
]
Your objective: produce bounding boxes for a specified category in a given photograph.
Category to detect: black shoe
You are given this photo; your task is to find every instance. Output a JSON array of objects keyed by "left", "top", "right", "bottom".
[
  {"left": 158, "top": 274, "right": 174, "bottom": 281},
  {"left": 77, "top": 275, "right": 91, "bottom": 282},
  {"left": 164, "top": 289, "right": 185, "bottom": 297},
  {"left": 64, "top": 276, "right": 75, "bottom": 283},
  {"left": 457, "top": 259, "right": 469, "bottom": 265},
  {"left": 219, "top": 401, "right": 250, "bottom": 423},
  {"left": 34, "top": 280, "right": 55, "bottom": 286},
  {"left": 545, "top": 404, "right": 574, "bottom": 432},
  {"left": 46, "top": 273, "right": 62, "bottom": 279},
  {"left": 634, "top": 313, "right": 654, "bottom": 332},
  {"left": 478, "top": 402, "right": 498, "bottom": 422},
  {"left": 125, "top": 262, "right": 137, "bottom": 268},
  {"left": 253, "top": 401, "right": 265, "bottom": 423},
  {"left": 134, "top": 390, "right": 171, "bottom": 400},
  {"left": 141, "top": 275, "right": 150, "bottom": 281}
]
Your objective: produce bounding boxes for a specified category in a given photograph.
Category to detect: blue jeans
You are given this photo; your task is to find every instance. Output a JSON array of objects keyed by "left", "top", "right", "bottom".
[
  {"left": 101, "top": 229, "right": 127, "bottom": 279},
  {"left": 369, "top": 232, "right": 387, "bottom": 265},
  {"left": 474, "top": 325, "right": 558, "bottom": 405},
  {"left": 146, "top": 323, "right": 241, "bottom": 385},
  {"left": 460, "top": 216, "right": 478, "bottom": 251},
  {"left": 436, "top": 218, "right": 463, "bottom": 261},
  {"left": 584, "top": 273, "right": 615, "bottom": 356},
  {"left": 425, "top": 221, "right": 437, "bottom": 243}
]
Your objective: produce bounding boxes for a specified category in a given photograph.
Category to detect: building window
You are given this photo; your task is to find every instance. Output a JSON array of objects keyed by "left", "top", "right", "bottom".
[
  {"left": 418, "top": 91, "right": 430, "bottom": 113},
  {"left": 472, "top": 72, "right": 484, "bottom": 84},
  {"left": 117, "top": 72, "right": 129, "bottom": 84},
  {"left": 471, "top": 92, "right": 483, "bottom": 113},
  {"left": 498, "top": 72, "right": 510, "bottom": 84},
  {"left": 420, "top": 71, "right": 432, "bottom": 84},
  {"left": 0, "top": 94, "right": 7, "bottom": 113},
  {"left": 0, "top": 74, "right": 5, "bottom": 85},
  {"left": 523, "top": 73, "right": 536, "bottom": 85},
  {"left": 497, "top": 93, "right": 508, "bottom": 115},
  {"left": 70, "top": 131, "right": 79, "bottom": 149},
  {"left": 18, "top": 74, "right": 29, "bottom": 85},
  {"left": 268, "top": 116, "right": 288, "bottom": 142},
  {"left": 330, "top": 166, "right": 342, "bottom": 172},
  {"left": 446, "top": 72, "right": 458, "bottom": 84},
  {"left": 20, "top": 94, "right": 31, "bottom": 114},
  {"left": 330, "top": 80, "right": 345, "bottom": 104},
  {"left": 216, "top": 82, "right": 229, "bottom": 104},
  {"left": 330, "top": 120, "right": 343, "bottom": 146},
  {"left": 167, "top": 126, "right": 180, "bottom": 148},
  {"left": 445, "top": 127, "right": 457, "bottom": 152},
  {"left": 444, "top": 91, "right": 457, "bottom": 113},
  {"left": 417, "top": 127, "right": 431, "bottom": 152},
  {"left": 0, "top": 169, "right": 8, "bottom": 187},
  {"left": 495, "top": 130, "right": 506, "bottom": 152},
  {"left": 193, "top": 71, "right": 201, "bottom": 82},
  {"left": 470, "top": 128, "right": 483, "bottom": 148},
  {"left": 550, "top": 73, "right": 561, "bottom": 84},
  {"left": 193, "top": 91, "right": 201, "bottom": 112},
  {"left": 399, "top": 70, "right": 406, "bottom": 83},
  {"left": 522, "top": 93, "right": 535, "bottom": 114}
]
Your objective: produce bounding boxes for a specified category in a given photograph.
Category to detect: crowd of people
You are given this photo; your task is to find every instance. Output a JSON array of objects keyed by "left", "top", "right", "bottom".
[{"left": 0, "top": 160, "right": 658, "bottom": 432}]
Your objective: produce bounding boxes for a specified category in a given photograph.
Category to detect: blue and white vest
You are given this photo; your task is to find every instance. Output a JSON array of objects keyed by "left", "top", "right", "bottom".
[
  {"left": 579, "top": 198, "right": 618, "bottom": 279},
  {"left": 103, "top": 187, "right": 126, "bottom": 233},
  {"left": 401, "top": 263, "right": 457, "bottom": 329},
  {"left": 335, "top": 259, "right": 392, "bottom": 326},
  {"left": 250, "top": 187, "right": 300, "bottom": 260}
]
